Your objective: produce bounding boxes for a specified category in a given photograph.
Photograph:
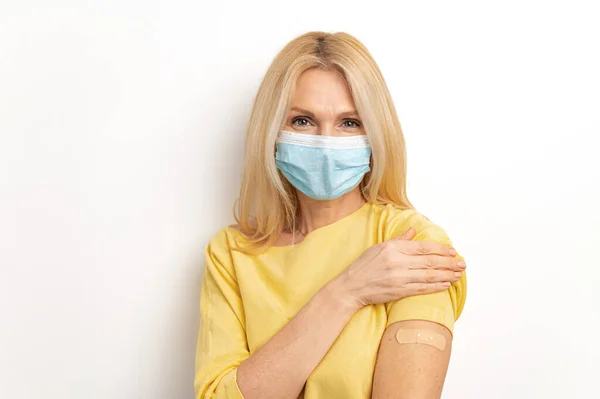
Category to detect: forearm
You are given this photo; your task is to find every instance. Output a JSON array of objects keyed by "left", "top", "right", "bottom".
[{"left": 236, "top": 280, "right": 358, "bottom": 399}]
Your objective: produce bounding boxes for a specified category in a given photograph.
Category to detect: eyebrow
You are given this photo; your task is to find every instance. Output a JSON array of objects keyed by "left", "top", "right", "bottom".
[{"left": 290, "top": 106, "right": 360, "bottom": 119}]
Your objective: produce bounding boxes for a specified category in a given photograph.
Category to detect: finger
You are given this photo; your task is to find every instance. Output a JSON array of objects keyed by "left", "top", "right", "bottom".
[
  {"left": 395, "top": 239, "right": 456, "bottom": 257},
  {"left": 406, "top": 269, "right": 462, "bottom": 284},
  {"left": 407, "top": 254, "right": 466, "bottom": 271},
  {"left": 392, "top": 226, "right": 415, "bottom": 241},
  {"left": 404, "top": 282, "right": 452, "bottom": 296}
]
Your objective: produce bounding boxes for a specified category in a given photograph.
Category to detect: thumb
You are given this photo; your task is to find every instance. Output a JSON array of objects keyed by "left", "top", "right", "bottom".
[{"left": 394, "top": 226, "right": 416, "bottom": 240}]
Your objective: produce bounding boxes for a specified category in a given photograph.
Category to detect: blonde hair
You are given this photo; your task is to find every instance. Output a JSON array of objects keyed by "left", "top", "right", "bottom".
[{"left": 233, "top": 31, "right": 414, "bottom": 253}]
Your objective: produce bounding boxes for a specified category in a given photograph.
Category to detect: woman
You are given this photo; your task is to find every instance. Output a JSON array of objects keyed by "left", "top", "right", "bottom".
[{"left": 194, "top": 31, "right": 467, "bottom": 399}]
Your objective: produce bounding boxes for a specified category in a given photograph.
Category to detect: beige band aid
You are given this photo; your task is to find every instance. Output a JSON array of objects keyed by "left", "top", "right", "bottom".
[{"left": 395, "top": 328, "right": 447, "bottom": 351}]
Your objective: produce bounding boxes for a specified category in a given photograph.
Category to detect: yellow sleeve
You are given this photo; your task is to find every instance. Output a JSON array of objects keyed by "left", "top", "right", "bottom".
[
  {"left": 194, "top": 229, "right": 248, "bottom": 399},
  {"left": 384, "top": 216, "right": 467, "bottom": 336}
]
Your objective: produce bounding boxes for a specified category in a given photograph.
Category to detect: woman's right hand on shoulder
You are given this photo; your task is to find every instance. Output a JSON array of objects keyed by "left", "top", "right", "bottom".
[{"left": 332, "top": 227, "right": 466, "bottom": 311}]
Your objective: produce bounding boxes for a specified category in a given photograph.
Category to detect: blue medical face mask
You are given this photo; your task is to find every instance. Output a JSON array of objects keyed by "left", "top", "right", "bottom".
[{"left": 275, "top": 130, "right": 372, "bottom": 200}]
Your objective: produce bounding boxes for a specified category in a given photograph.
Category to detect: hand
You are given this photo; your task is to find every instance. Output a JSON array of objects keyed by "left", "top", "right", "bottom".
[{"left": 332, "top": 227, "right": 465, "bottom": 311}]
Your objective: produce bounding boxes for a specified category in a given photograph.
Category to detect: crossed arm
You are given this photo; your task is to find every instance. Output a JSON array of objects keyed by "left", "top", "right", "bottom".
[
  {"left": 195, "top": 262, "right": 459, "bottom": 399},
  {"left": 195, "top": 227, "right": 465, "bottom": 398}
]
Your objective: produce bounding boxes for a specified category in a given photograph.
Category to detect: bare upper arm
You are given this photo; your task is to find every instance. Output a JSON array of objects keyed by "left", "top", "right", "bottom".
[{"left": 371, "top": 319, "right": 453, "bottom": 399}]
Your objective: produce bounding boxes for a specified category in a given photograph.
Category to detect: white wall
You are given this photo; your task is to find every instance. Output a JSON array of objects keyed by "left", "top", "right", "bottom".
[{"left": 1, "top": 1, "right": 598, "bottom": 398}]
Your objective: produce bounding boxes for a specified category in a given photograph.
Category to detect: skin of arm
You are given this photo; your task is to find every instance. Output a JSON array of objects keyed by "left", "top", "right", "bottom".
[
  {"left": 236, "top": 280, "right": 359, "bottom": 399},
  {"left": 371, "top": 319, "right": 453, "bottom": 399},
  {"left": 233, "top": 232, "right": 461, "bottom": 399}
]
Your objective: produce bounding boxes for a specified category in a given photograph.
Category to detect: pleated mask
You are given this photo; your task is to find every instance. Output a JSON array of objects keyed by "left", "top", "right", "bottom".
[{"left": 275, "top": 130, "right": 371, "bottom": 200}]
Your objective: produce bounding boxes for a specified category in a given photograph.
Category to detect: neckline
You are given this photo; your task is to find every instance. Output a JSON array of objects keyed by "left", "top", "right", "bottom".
[{"left": 227, "top": 202, "right": 372, "bottom": 252}]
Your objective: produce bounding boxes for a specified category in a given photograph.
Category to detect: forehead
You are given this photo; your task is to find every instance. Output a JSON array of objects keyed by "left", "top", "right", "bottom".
[{"left": 292, "top": 69, "right": 356, "bottom": 111}]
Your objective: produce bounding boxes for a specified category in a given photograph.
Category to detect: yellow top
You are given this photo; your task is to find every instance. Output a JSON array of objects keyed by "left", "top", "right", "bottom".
[{"left": 194, "top": 202, "right": 467, "bottom": 399}]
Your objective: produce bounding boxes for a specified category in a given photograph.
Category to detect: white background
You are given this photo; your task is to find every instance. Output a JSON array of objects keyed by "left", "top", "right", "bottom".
[{"left": 1, "top": 1, "right": 599, "bottom": 398}]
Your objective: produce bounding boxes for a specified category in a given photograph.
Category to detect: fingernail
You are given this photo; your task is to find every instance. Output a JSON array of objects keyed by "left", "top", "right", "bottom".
[
  {"left": 449, "top": 248, "right": 457, "bottom": 256},
  {"left": 454, "top": 272, "right": 462, "bottom": 279},
  {"left": 443, "top": 282, "right": 451, "bottom": 287},
  {"left": 457, "top": 261, "right": 466, "bottom": 269}
]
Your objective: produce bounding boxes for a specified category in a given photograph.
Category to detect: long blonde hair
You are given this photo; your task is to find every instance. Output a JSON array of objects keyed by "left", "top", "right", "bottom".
[{"left": 233, "top": 31, "right": 414, "bottom": 253}]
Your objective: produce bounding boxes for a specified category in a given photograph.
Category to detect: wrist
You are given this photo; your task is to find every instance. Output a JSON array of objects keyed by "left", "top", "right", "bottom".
[{"left": 321, "top": 277, "right": 362, "bottom": 315}]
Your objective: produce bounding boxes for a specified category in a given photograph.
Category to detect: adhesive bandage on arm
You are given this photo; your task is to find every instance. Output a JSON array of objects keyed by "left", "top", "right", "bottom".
[{"left": 395, "top": 328, "right": 447, "bottom": 351}]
